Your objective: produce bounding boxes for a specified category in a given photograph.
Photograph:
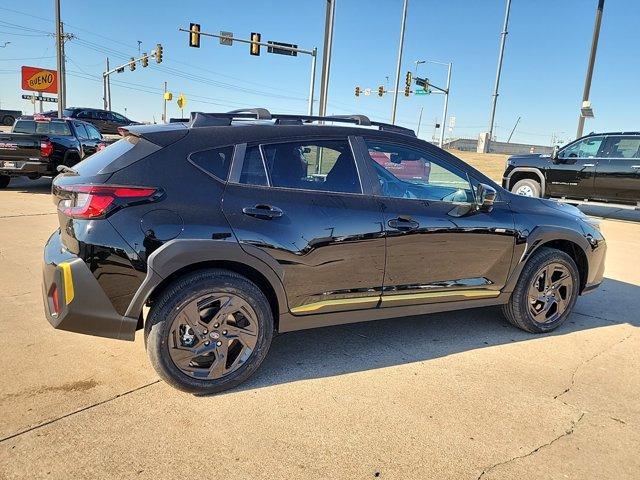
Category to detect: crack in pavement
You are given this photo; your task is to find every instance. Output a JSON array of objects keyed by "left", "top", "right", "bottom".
[
  {"left": 0, "top": 212, "right": 57, "bottom": 219},
  {"left": 573, "top": 310, "right": 619, "bottom": 324},
  {"left": 476, "top": 412, "right": 585, "bottom": 480},
  {"left": 0, "top": 380, "right": 160, "bottom": 444},
  {"left": 554, "top": 332, "right": 633, "bottom": 400}
]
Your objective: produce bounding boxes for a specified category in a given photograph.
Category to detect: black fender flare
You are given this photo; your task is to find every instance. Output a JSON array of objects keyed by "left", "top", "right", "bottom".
[
  {"left": 503, "top": 225, "right": 591, "bottom": 293},
  {"left": 505, "top": 167, "right": 546, "bottom": 196},
  {"left": 124, "top": 239, "right": 288, "bottom": 320}
]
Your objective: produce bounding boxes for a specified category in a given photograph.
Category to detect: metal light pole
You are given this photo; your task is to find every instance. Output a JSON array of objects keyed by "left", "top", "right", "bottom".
[
  {"left": 439, "top": 62, "right": 452, "bottom": 148},
  {"left": 576, "top": 0, "right": 605, "bottom": 139},
  {"left": 391, "top": 0, "right": 409, "bottom": 125},
  {"left": 163, "top": 81, "right": 168, "bottom": 123},
  {"left": 318, "top": 0, "right": 336, "bottom": 117},
  {"left": 102, "top": 57, "right": 111, "bottom": 110},
  {"left": 488, "top": 0, "right": 512, "bottom": 142},
  {"left": 416, "top": 106, "right": 423, "bottom": 136},
  {"left": 54, "top": 0, "right": 63, "bottom": 117},
  {"left": 308, "top": 47, "right": 318, "bottom": 116}
]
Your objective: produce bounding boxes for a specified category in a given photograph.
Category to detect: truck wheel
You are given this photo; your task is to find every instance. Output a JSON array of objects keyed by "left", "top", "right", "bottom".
[
  {"left": 0, "top": 175, "right": 10, "bottom": 189},
  {"left": 2, "top": 115, "right": 14, "bottom": 126},
  {"left": 145, "top": 269, "right": 274, "bottom": 394},
  {"left": 502, "top": 247, "right": 579, "bottom": 333},
  {"left": 511, "top": 178, "right": 541, "bottom": 197}
]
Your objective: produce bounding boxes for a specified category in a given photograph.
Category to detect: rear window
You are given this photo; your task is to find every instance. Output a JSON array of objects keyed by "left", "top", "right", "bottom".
[
  {"left": 72, "top": 135, "right": 160, "bottom": 176},
  {"left": 13, "top": 120, "right": 72, "bottom": 136},
  {"left": 188, "top": 146, "right": 234, "bottom": 180}
]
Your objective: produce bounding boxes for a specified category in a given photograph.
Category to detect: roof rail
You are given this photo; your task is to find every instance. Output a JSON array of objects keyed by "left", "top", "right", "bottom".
[{"left": 185, "top": 108, "right": 416, "bottom": 136}]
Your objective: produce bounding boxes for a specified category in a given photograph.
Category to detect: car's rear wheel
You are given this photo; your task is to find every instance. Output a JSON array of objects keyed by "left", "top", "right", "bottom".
[
  {"left": 511, "top": 178, "right": 541, "bottom": 197},
  {"left": 502, "top": 247, "right": 579, "bottom": 333},
  {"left": 0, "top": 175, "right": 10, "bottom": 189},
  {"left": 145, "top": 269, "right": 274, "bottom": 394},
  {"left": 2, "top": 115, "right": 14, "bottom": 126}
]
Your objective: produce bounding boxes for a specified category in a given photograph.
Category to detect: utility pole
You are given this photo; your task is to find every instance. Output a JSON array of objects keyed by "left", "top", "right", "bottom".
[
  {"left": 59, "top": 22, "right": 67, "bottom": 112},
  {"left": 163, "top": 81, "right": 168, "bottom": 123},
  {"left": 54, "top": 0, "right": 64, "bottom": 117},
  {"left": 103, "top": 57, "right": 112, "bottom": 110},
  {"left": 487, "top": 0, "right": 512, "bottom": 143},
  {"left": 391, "top": 0, "right": 409, "bottom": 125},
  {"left": 576, "top": 0, "right": 604, "bottom": 138},
  {"left": 438, "top": 62, "right": 452, "bottom": 148},
  {"left": 318, "top": 0, "right": 336, "bottom": 117},
  {"left": 507, "top": 115, "right": 521, "bottom": 143}
]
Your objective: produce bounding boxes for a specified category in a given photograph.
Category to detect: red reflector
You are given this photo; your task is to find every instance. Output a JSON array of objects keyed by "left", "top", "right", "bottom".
[
  {"left": 50, "top": 284, "right": 61, "bottom": 315},
  {"left": 57, "top": 185, "right": 157, "bottom": 219}
]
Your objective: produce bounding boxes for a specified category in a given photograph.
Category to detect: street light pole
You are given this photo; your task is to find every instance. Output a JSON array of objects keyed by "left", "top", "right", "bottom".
[
  {"left": 576, "top": 0, "right": 605, "bottom": 138},
  {"left": 439, "top": 62, "right": 452, "bottom": 148},
  {"left": 391, "top": 0, "right": 409, "bottom": 125},
  {"left": 308, "top": 47, "right": 318, "bottom": 116},
  {"left": 318, "top": 0, "right": 336, "bottom": 117},
  {"left": 54, "top": 0, "right": 63, "bottom": 118},
  {"left": 488, "top": 0, "right": 512, "bottom": 142}
]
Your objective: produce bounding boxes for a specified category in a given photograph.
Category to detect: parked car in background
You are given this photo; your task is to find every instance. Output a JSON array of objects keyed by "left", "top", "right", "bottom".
[
  {"left": 43, "top": 107, "right": 140, "bottom": 134},
  {"left": 42, "top": 109, "right": 605, "bottom": 394},
  {"left": 503, "top": 131, "right": 640, "bottom": 206},
  {"left": 369, "top": 149, "right": 431, "bottom": 183},
  {"left": 0, "top": 116, "right": 105, "bottom": 188},
  {"left": 0, "top": 109, "right": 22, "bottom": 126}
]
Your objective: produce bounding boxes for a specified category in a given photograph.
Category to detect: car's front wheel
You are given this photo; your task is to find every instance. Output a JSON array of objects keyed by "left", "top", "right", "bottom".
[
  {"left": 145, "top": 269, "right": 274, "bottom": 394},
  {"left": 511, "top": 178, "right": 541, "bottom": 197},
  {"left": 502, "top": 247, "right": 579, "bottom": 333}
]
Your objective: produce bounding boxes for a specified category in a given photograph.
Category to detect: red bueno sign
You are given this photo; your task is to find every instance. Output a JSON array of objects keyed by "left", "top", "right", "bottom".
[{"left": 21, "top": 66, "right": 58, "bottom": 94}]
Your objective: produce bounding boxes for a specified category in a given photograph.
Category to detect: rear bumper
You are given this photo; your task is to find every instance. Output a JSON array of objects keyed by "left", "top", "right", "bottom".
[
  {"left": 42, "top": 230, "right": 138, "bottom": 341},
  {"left": 0, "top": 159, "right": 51, "bottom": 176}
]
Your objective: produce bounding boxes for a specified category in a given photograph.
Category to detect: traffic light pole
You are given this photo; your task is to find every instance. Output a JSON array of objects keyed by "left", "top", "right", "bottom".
[
  {"left": 391, "top": 0, "right": 409, "bottom": 125},
  {"left": 439, "top": 62, "right": 452, "bottom": 148},
  {"left": 163, "top": 81, "right": 168, "bottom": 123},
  {"left": 308, "top": 47, "right": 318, "bottom": 116},
  {"left": 102, "top": 49, "right": 161, "bottom": 111}
]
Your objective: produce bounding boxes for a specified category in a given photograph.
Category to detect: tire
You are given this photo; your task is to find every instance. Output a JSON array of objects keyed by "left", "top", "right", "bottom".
[
  {"left": 502, "top": 247, "right": 579, "bottom": 333},
  {"left": 2, "top": 115, "right": 14, "bottom": 126},
  {"left": 145, "top": 269, "right": 274, "bottom": 394},
  {"left": 0, "top": 175, "right": 10, "bottom": 189},
  {"left": 511, "top": 178, "right": 541, "bottom": 197}
]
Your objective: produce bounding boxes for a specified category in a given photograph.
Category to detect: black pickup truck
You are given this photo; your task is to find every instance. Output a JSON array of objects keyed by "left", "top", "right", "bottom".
[
  {"left": 503, "top": 131, "right": 640, "bottom": 206},
  {"left": 0, "top": 117, "right": 105, "bottom": 188}
]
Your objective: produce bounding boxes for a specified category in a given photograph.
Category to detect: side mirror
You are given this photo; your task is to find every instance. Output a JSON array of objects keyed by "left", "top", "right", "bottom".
[
  {"left": 551, "top": 145, "right": 560, "bottom": 163},
  {"left": 476, "top": 183, "right": 496, "bottom": 212}
]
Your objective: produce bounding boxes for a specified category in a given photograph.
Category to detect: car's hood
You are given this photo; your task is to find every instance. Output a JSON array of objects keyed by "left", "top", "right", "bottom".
[{"left": 508, "top": 190, "right": 587, "bottom": 220}]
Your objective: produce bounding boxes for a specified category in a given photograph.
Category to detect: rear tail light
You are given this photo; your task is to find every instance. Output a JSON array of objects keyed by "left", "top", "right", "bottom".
[
  {"left": 41, "top": 138, "right": 54, "bottom": 157},
  {"left": 56, "top": 185, "right": 160, "bottom": 219}
]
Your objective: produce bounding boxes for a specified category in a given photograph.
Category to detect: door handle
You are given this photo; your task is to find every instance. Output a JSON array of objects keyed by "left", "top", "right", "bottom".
[
  {"left": 242, "top": 204, "right": 283, "bottom": 220},
  {"left": 582, "top": 163, "right": 595, "bottom": 167},
  {"left": 388, "top": 217, "right": 420, "bottom": 231}
]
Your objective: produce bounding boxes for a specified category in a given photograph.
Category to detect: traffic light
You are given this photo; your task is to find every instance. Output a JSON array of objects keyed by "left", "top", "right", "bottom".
[
  {"left": 404, "top": 86, "right": 410, "bottom": 97},
  {"left": 141, "top": 53, "right": 148, "bottom": 67},
  {"left": 163, "top": 91, "right": 173, "bottom": 101},
  {"left": 129, "top": 57, "right": 136, "bottom": 71},
  {"left": 116, "top": 66, "right": 125, "bottom": 73},
  {"left": 355, "top": 86, "right": 361, "bottom": 97},
  {"left": 155, "top": 43, "right": 163, "bottom": 63},
  {"left": 405, "top": 71, "right": 412, "bottom": 88},
  {"left": 250, "top": 32, "right": 261, "bottom": 56},
  {"left": 189, "top": 23, "right": 201, "bottom": 48},
  {"left": 177, "top": 93, "right": 186, "bottom": 110},
  {"left": 377, "top": 85, "right": 384, "bottom": 97}
]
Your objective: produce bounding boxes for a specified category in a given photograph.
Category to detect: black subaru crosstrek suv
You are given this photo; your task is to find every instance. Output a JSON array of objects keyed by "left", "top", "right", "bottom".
[
  {"left": 503, "top": 131, "right": 640, "bottom": 205},
  {"left": 42, "top": 109, "right": 606, "bottom": 394}
]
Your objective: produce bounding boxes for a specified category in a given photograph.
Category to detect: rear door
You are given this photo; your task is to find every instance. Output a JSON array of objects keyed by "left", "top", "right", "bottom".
[
  {"left": 546, "top": 136, "right": 605, "bottom": 198},
  {"left": 594, "top": 135, "right": 640, "bottom": 203},
  {"left": 222, "top": 136, "right": 386, "bottom": 315},
  {"left": 72, "top": 122, "right": 95, "bottom": 158}
]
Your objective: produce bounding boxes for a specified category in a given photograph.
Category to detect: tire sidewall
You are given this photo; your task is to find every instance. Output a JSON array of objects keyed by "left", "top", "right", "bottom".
[
  {"left": 515, "top": 250, "right": 579, "bottom": 333},
  {"left": 146, "top": 272, "right": 273, "bottom": 394}
]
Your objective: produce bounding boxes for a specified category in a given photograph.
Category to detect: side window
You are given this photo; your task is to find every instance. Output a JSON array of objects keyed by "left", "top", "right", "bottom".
[
  {"left": 239, "top": 146, "right": 268, "bottom": 186},
  {"left": 261, "top": 139, "right": 361, "bottom": 193},
  {"left": 86, "top": 124, "right": 102, "bottom": 140},
  {"left": 74, "top": 122, "right": 89, "bottom": 140},
  {"left": 189, "top": 145, "right": 234, "bottom": 181},
  {"left": 560, "top": 136, "right": 604, "bottom": 159},
  {"left": 76, "top": 110, "right": 92, "bottom": 119},
  {"left": 365, "top": 140, "right": 473, "bottom": 203},
  {"left": 12, "top": 120, "right": 36, "bottom": 134},
  {"left": 604, "top": 136, "right": 640, "bottom": 159}
]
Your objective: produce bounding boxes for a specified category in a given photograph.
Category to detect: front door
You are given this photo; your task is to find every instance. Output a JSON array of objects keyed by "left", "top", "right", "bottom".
[
  {"left": 594, "top": 135, "right": 640, "bottom": 203},
  {"left": 222, "top": 137, "right": 386, "bottom": 315},
  {"left": 546, "top": 135, "right": 605, "bottom": 198},
  {"left": 359, "top": 137, "right": 516, "bottom": 307}
]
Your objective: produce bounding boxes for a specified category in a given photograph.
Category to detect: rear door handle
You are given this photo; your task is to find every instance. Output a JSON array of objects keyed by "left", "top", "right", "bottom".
[
  {"left": 582, "top": 163, "right": 595, "bottom": 167},
  {"left": 242, "top": 204, "right": 283, "bottom": 220},
  {"left": 388, "top": 216, "right": 419, "bottom": 231}
]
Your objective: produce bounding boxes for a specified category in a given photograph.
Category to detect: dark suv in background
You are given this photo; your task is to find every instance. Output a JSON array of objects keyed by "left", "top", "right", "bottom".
[
  {"left": 42, "top": 109, "right": 606, "bottom": 394},
  {"left": 44, "top": 107, "right": 140, "bottom": 134},
  {"left": 503, "top": 131, "right": 640, "bottom": 206}
]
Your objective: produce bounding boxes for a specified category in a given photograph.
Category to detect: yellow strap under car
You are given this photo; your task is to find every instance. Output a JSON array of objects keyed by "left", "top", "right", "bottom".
[{"left": 59, "top": 262, "right": 75, "bottom": 304}]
